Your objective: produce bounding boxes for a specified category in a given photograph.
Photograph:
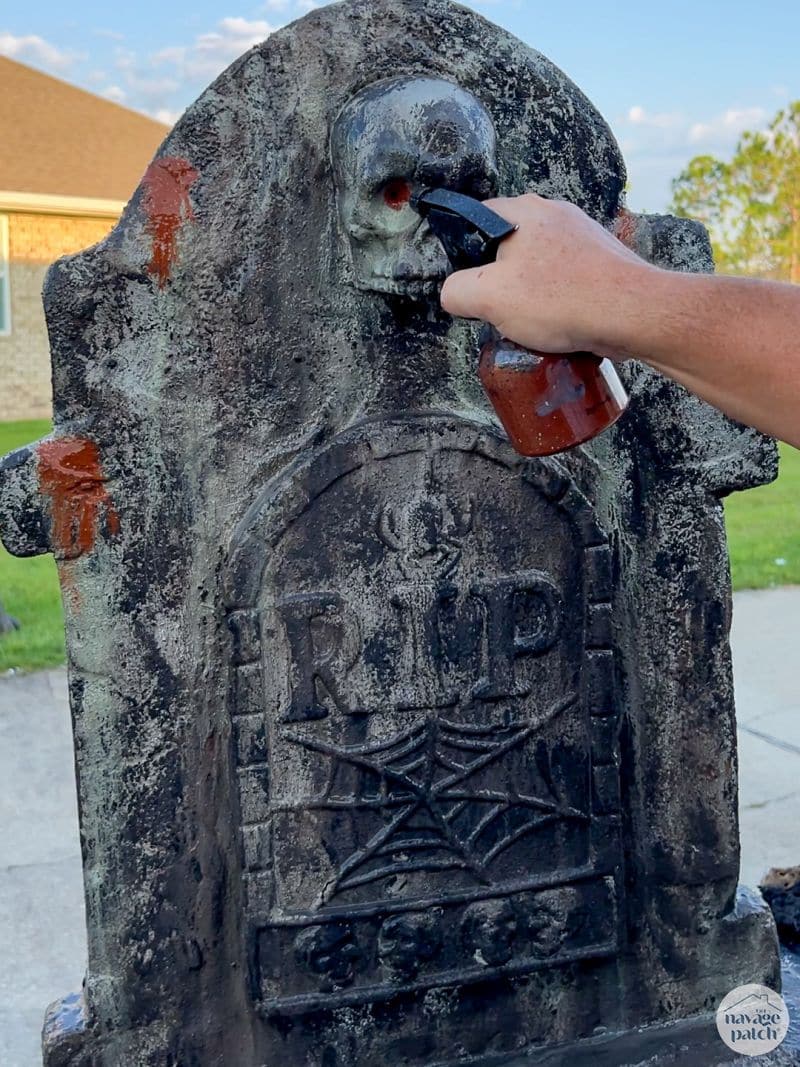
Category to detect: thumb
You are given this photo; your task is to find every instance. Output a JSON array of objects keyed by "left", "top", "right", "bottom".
[{"left": 440, "top": 264, "right": 497, "bottom": 321}]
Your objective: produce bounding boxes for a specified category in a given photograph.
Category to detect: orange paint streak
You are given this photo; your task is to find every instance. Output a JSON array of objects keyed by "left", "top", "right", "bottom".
[
  {"left": 141, "top": 156, "right": 199, "bottom": 288},
  {"left": 614, "top": 207, "right": 640, "bottom": 250},
  {"left": 38, "top": 439, "right": 120, "bottom": 561}
]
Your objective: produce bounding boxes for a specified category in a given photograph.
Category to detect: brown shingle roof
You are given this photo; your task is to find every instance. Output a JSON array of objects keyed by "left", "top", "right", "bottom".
[{"left": 0, "top": 55, "right": 170, "bottom": 201}]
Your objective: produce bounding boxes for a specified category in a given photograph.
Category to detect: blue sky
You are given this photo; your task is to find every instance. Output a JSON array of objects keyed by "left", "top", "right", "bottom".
[{"left": 2, "top": 0, "right": 799, "bottom": 211}]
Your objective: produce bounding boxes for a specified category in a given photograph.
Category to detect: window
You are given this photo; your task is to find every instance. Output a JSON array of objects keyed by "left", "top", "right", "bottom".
[{"left": 0, "top": 216, "right": 10, "bottom": 336}]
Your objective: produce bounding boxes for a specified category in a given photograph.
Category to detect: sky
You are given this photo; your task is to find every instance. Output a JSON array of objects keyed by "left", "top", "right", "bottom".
[{"left": 2, "top": 0, "right": 800, "bottom": 211}]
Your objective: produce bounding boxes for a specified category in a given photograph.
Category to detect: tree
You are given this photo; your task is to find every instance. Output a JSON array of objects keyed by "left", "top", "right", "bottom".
[{"left": 670, "top": 102, "right": 800, "bottom": 282}]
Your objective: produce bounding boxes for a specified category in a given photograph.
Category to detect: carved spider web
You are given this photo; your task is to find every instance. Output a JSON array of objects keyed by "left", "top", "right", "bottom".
[{"left": 281, "top": 692, "right": 588, "bottom": 903}]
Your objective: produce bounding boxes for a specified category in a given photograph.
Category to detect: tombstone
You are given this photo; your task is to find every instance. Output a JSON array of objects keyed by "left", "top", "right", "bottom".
[{"left": 0, "top": 1, "right": 784, "bottom": 1064}]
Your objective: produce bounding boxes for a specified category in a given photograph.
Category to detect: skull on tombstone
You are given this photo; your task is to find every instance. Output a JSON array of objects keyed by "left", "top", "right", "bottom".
[
  {"left": 331, "top": 76, "right": 499, "bottom": 301},
  {"left": 461, "top": 898, "right": 519, "bottom": 967}
]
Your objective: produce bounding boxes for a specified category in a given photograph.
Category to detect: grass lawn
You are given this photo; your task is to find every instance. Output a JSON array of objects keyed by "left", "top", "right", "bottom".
[
  {"left": 0, "top": 421, "right": 797, "bottom": 673},
  {"left": 724, "top": 441, "right": 800, "bottom": 589},
  {"left": 0, "top": 419, "right": 64, "bottom": 673}
]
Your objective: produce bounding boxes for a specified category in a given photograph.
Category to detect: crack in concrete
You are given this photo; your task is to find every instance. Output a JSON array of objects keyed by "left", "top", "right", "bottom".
[
  {"left": 741, "top": 707, "right": 800, "bottom": 729},
  {"left": 739, "top": 723, "right": 800, "bottom": 758},
  {"left": 1, "top": 855, "right": 81, "bottom": 876},
  {"left": 742, "top": 789, "right": 800, "bottom": 811}
]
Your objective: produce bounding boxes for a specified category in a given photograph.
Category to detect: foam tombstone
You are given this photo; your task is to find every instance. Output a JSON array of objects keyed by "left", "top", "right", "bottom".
[{"left": 0, "top": 2, "right": 779, "bottom": 1065}]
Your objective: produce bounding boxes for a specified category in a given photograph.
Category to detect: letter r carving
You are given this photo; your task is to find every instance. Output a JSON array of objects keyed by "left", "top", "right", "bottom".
[{"left": 277, "top": 592, "right": 361, "bottom": 721}]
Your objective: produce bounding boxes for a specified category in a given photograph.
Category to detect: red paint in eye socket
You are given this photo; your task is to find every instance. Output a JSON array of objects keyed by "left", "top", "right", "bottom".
[{"left": 383, "top": 179, "right": 412, "bottom": 210}]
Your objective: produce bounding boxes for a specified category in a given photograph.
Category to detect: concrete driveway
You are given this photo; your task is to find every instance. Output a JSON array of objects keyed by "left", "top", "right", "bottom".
[
  {"left": 732, "top": 588, "right": 800, "bottom": 886},
  {"left": 0, "top": 588, "right": 798, "bottom": 1066}
]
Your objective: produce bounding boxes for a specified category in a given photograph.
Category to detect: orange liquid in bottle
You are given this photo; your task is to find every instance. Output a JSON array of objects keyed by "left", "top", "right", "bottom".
[{"left": 478, "top": 338, "right": 628, "bottom": 457}]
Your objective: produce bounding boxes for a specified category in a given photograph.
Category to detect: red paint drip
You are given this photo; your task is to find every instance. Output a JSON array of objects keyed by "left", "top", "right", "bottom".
[
  {"left": 614, "top": 207, "right": 639, "bottom": 250},
  {"left": 383, "top": 178, "right": 412, "bottom": 211},
  {"left": 38, "top": 439, "right": 120, "bottom": 561},
  {"left": 141, "top": 156, "right": 199, "bottom": 288}
]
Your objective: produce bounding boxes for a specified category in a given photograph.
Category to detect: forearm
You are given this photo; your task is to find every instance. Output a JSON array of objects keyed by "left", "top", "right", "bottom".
[{"left": 617, "top": 269, "right": 800, "bottom": 447}]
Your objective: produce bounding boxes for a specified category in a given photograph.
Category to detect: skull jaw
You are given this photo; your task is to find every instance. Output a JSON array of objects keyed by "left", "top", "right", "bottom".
[{"left": 350, "top": 243, "right": 451, "bottom": 303}]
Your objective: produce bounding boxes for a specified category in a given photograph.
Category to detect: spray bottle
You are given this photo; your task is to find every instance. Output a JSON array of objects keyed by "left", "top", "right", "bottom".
[{"left": 412, "top": 188, "right": 628, "bottom": 457}]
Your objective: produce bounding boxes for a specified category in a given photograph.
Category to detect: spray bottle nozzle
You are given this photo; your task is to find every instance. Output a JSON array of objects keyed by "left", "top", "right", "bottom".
[
  {"left": 412, "top": 188, "right": 518, "bottom": 271},
  {"left": 412, "top": 188, "right": 629, "bottom": 457}
]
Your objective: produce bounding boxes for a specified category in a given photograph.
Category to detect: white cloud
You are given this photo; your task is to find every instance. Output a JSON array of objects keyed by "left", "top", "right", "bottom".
[
  {"left": 219, "top": 16, "right": 274, "bottom": 38},
  {"left": 151, "top": 16, "right": 276, "bottom": 82},
  {"left": 626, "top": 105, "right": 683, "bottom": 130},
  {"left": 112, "top": 51, "right": 181, "bottom": 106},
  {"left": 622, "top": 102, "right": 768, "bottom": 153},
  {"left": 75, "top": 14, "right": 280, "bottom": 120},
  {"left": 619, "top": 101, "right": 770, "bottom": 165},
  {"left": 101, "top": 83, "right": 127, "bottom": 103},
  {"left": 620, "top": 101, "right": 772, "bottom": 212},
  {"left": 152, "top": 106, "right": 183, "bottom": 126},
  {"left": 0, "top": 31, "right": 76, "bottom": 72},
  {"left": 261, "top": 0, "right": 321, "bottom": 12},
  {"left": 619, "top": 105, "right": 696, "bottom": 178},
  {"left": 688, "top": 106, "right": 767, "bottom": 145}
]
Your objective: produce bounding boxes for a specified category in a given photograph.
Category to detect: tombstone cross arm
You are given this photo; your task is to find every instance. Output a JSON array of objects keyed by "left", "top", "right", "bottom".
[
  {"left": 0, "top": 443, "right": 49, "bottom": 558},
  {"left": 0, "top": 434, "right": 120, "bottom": 561}
]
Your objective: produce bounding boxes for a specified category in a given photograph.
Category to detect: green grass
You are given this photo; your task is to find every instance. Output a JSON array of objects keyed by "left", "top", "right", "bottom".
[
  {"left": 0, "top": 422, "right": 797, "bottom": 673},
  {"left": 0, "top": 419, "right": 65, "bottom": 673},
  {"left": 0, "top": 420, "right": 52, "bottom": 457},
  {"left": 725, "top": 441, "right": 800, "bottom": 590}
]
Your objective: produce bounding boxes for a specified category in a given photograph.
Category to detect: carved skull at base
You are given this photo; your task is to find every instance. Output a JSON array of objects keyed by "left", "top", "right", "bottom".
[{"left": 331, "top": 76, "right": 499, "bottom": 300}]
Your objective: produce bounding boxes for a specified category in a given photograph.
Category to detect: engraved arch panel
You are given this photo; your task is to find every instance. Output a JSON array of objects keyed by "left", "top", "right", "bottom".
[{"left": 224, "top": 416, "right": 622, "bottom": 1016}]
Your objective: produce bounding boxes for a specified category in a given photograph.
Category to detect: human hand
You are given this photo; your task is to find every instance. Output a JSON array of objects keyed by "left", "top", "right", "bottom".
[{"left": 439, "top": 193, "right": 653, "bottom": 360}]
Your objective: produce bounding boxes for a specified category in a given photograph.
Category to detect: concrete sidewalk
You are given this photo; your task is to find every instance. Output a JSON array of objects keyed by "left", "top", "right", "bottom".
[
  {"left": 0, "top": 669, "right": 84, "bottom": 1067},
  {"left": 0, "top": 588, "right": 798, "bottom": 1066},
  {"left": 732, "top": 588, "right": 800, "bottom": 886}
]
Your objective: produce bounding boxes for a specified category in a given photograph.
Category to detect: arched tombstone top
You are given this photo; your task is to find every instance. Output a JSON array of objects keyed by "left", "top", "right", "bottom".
[
  {"left": 223, "top": 413, "right": 609, "bottom": 611},
  {"left": 0, "top": 0, "right": 775, "bottom": 573},
  {"left": 42, "top": 0, "right": 627, "bottom": 441}
]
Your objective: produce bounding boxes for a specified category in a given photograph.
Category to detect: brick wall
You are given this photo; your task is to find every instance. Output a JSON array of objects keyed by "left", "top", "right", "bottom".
[{"left": 0, "top": 211, "right": 117, "bottom": 422}]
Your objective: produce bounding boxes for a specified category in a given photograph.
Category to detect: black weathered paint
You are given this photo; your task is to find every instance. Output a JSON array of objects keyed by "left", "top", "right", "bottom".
[{"left": 0, "top": 2, "right": 783, "bottom": 1065}]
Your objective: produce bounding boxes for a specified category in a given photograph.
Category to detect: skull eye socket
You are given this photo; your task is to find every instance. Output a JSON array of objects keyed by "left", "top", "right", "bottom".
[{"left": 381, "top": 178, "right": 413, "bottom": 210}]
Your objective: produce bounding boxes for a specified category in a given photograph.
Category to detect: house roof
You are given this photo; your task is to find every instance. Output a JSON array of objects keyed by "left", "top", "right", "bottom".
[{"left": 0, "top": 55, "right": 170, "bottom": 202}]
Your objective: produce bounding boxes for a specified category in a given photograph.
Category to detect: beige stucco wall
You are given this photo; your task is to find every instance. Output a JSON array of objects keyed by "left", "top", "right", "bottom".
[{"left": 0, "top": 211, "right": 116, "bottom": 422}]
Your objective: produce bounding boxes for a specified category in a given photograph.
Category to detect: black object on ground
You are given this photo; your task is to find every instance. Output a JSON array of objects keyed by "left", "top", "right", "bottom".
[
  {"left": 0, "top": 600, "right": 19, "bottom": 636},
  {"left": 762, "top": 868, "right": 800, "bottom": 948}
]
